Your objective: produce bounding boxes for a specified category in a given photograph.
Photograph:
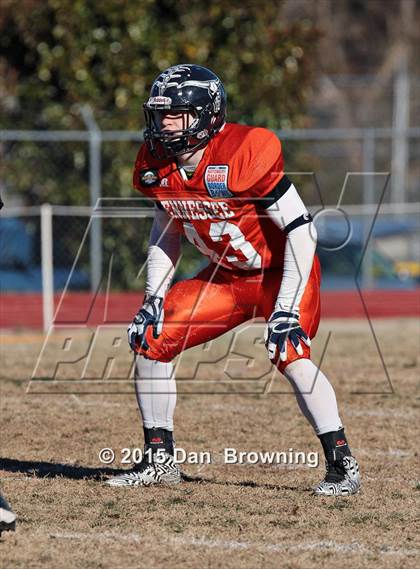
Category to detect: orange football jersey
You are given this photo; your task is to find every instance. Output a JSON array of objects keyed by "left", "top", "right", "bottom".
[{"left": 133, "top": 123, "right": 288, "bottom": 270}]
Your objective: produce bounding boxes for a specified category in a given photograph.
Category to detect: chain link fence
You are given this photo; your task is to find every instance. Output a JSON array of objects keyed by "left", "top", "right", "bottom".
[
  {"left": 2, "top": 127, "right": 419, "bottom": 206},
  {"left": 1, "top": 127, "right": 419, "bottom": 329}
]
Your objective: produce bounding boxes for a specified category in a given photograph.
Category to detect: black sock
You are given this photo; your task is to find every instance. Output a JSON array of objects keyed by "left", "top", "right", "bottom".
[
  {"left": 319, "top": 428, "right": 352, "bottom": 464},
  {"left": 143, "top": 427, "right": 174, "bottom": 456}
]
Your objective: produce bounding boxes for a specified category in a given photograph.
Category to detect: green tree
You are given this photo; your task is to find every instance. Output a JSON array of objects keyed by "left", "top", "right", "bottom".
[{"left": 0, "top": 0, "right": 318, "bottom": 288}]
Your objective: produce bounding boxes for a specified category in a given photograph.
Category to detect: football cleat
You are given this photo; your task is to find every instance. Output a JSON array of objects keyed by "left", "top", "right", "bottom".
[
  {"left": 313, "top": 455, "right": 361, "bottom": 496},
  {"left": 0, "top": 492, "right": 16, "bottom": 534},
  {"left": 105, "top": 452, "right": 181, "bottom": 487}
]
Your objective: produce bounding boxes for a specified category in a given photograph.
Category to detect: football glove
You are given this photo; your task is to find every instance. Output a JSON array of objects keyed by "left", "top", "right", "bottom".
[
  {"left": 264, "top": 310, "right": 311, "bottom": 362},
  {"left": 127, "top": 295, "right": 164, "bottom": 352}
]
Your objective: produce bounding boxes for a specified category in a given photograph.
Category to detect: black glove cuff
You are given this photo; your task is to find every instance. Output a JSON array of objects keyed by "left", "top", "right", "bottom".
[{"left": 271, "top": 310, "right": 299, "bottom": 320}]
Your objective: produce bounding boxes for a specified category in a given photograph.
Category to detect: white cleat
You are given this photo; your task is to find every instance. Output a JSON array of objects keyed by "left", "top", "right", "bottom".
[
  {"left": 106, "top": 452, "right": 181, "bottom": 487},
  {"left": 0, "top": 492, "right": 16, "bottom": 534},
  {"left": 313, "top": 456, "right": 361, "bottom": 496}
]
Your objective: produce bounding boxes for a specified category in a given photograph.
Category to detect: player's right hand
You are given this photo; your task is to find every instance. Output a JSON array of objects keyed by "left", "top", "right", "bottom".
[{"left": 127, "top": 295, "right": 164, "bottom": 352}]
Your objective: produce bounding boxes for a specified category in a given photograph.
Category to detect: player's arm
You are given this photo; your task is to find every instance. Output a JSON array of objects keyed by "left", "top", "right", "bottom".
[
  {"left": 146, "top": 205, "right": 181, "bottom": 298},
  {"left": 128, "top": 206, "right": 181, "bottom": 352},
  {"left": 263, "top": 178, "right": 317, "bottom": 361}
]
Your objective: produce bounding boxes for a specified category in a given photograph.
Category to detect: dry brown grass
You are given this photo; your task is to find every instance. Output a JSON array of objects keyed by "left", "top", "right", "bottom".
[{"left": 1, "top": 319, "right": 419, "bottom": 568}]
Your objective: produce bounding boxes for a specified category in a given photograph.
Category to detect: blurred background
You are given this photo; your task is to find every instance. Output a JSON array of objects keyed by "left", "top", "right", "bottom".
[{"left": 0, "top": 0, "right": 419, "bottom": 329}]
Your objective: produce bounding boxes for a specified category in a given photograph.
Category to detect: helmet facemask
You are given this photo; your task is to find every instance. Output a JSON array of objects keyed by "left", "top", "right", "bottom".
[{"left": 143, "top": 102, "right": 217, "bottom": 160}]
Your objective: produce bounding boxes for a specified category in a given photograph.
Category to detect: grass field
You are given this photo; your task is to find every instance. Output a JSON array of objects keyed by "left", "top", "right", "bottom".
[{"left": 1, "top": 319, "right": 419, "bottom": 568}]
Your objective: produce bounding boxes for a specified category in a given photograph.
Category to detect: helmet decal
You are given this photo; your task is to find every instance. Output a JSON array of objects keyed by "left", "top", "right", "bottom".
[
  {"left": 147, "top": 96, "right": 172, "bottom": 108},
  {"left": 213, "top": 90, "right": 221, "bottom": 113},
  {"left": 154, "top": 64, "right": 193, "bottom": 94}
]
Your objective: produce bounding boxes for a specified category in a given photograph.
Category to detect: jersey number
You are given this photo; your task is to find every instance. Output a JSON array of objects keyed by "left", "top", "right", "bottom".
[{"left": 183, "top": 221, "right": 262, "bottom": 270}]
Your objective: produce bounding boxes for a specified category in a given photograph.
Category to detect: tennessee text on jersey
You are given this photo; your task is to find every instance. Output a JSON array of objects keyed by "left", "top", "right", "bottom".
[{"left": 160, "top": 199, "right": 234, "bottom": 220}]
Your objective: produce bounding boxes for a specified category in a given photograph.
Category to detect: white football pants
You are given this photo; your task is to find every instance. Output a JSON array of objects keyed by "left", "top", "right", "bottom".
[
  {"left": 135, "top": 355, "right": 342, "bottom": 436},
  {"left": 134, "top": 355, "right": 176, "bottom": 431}
]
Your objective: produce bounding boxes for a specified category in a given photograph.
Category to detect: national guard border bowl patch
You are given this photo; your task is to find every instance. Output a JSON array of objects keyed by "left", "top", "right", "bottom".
[
  {"left": 139, "top": 169, "right": 159, "bottom": 186},
  {"left": 204, "top": 165, "right": 233, "bottom": 198}
]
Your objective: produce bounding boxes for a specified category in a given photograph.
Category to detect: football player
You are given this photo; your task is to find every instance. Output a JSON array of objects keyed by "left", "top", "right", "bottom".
[
  {"left": 106, "top": 64, "right": 361, "bottom": 495},
  {"left": 0, "top": 491, "right": 16, "bottom": 534}
]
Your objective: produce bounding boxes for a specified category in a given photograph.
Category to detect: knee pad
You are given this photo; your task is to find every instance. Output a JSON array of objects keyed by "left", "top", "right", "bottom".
[
  {"left": 276, "top": 344, "right": 311, "bottom": 374},
  {"left": 135, "top": 329, "right": 180, "bottom": 363}
]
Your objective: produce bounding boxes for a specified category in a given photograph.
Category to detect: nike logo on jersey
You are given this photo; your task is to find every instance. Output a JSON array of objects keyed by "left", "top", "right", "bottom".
[{"left": 161, "top": 199, "right": 234, "bottom": 220}]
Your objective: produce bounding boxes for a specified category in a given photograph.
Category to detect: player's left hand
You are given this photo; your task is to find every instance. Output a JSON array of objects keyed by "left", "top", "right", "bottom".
[{"left": 264, "top": 310, "right": 311, "bottom": 362}]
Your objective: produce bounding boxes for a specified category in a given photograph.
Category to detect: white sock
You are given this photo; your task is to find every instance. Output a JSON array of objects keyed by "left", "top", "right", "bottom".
[
  {"left": 283, "top": 359, "right": 343, "bottom": 435},
  {"left": 134, "top": 355, "right": 177, "bottom": 431}
]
